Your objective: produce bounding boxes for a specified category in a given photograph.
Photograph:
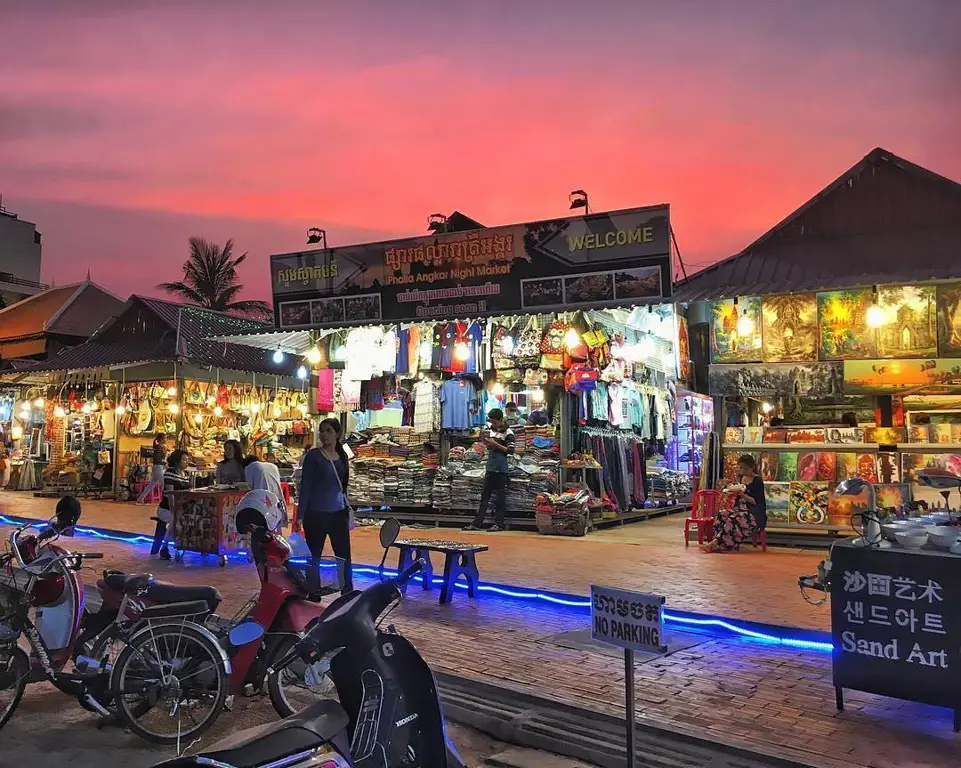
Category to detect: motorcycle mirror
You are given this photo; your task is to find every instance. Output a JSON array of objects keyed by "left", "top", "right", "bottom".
[
  {"left": 380, "top": 518, "right": 401, "bottom": 549},
  {"left": 228, "top": 621, "right": 265, "bottom": 647}
]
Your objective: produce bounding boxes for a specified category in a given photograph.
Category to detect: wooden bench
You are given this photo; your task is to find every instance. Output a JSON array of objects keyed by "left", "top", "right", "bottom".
[{"left": 391, "top": 538, "right": 488, "bottom": 605}]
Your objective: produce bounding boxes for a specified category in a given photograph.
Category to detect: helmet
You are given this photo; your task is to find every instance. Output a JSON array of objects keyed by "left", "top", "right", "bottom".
[
  {"left": 235, "top": 490, "right": 285, "bottom": 535},
  {"left": 54, "top": 495, "right": 82, "bottom": 532}
]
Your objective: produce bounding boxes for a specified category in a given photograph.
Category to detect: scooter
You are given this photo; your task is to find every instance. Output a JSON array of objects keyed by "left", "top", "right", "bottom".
[{"left": 150, "top": 559, "right": 466, "bottom": 768}]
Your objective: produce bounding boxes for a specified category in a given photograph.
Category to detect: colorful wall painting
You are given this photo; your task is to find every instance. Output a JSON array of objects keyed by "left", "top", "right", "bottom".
[
  {"left": 710, "top": 297, "right": 762, "bottom": 363},
  {"left": 901, "top": 452, "right": 961, "bottom": 483},
  {"left": 763, "top": 428, "right": 788, "bottom": 444},
  {"left": 818, "top": 452, "right": 838, "bottom": 482},
  {"left": 837, "top": 452, "right": 858, "bottom": 480},
  {"left": 709, "top": 362, "right": 843, "bottom": 397},
  {"left": 877, "top": 452, "right": 901, "bottom": 484},
  {"left": 789, "top": 482, "right": 830, "bottom": 525},
  {"left": 825, "top": 427, "right": 864, "bottom": 444},
  {"left": 817, "top": 289, "right": 877, "bottom": 360},
  {"left": 937, "top": 282, "right": 961, "bottom": 357},
  {"left": 827, "top": 486, "right": 870, "bottom": 527},
  {"left": 873, "top": 285, "right": 937, "bottom": 358},
  {"left": 876, "top": 484, "right": 911, "bottom": 511},
  {"left": 862, "top": 426, "right": 906, "bottom": 445},
  {"left": 777, "top": 452, "right": 798, "bottom": 481},
  {"left": 724, "top": 427, "right": 744, "bottom": 444},
  {"left": 797, "top": 452, "right": 818, "bottom": 480},
  {"left": 787, "top": 428, "right": 826, "bottom": 444},
  {"left": 761, "top": 293, "right": 818, "bottom": 363},
  {"left": 759, "top": 452, "right": 779, "bottom": 482},
  {"left": 765, "top": 483, "right": 791, "bottom": 523},
  {"left": 908, "top": 425, "right": 930, "bottom": 443},
  {"left": 744, "top": 427, "right": 763, "bottom": 445},
  {"left": 844, "top": 358, "right": 961, "bottom": 395},
  {"left": 856, "top": 453, "right": 879, "bottom": 483},
  {"left": 677, "top": 314, "right": 692, "bottom": 382}
]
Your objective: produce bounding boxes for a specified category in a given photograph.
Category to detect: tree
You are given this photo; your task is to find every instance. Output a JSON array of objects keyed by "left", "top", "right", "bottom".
[{"left": 158, "top": 237, "right": 271, "bottom": 318}]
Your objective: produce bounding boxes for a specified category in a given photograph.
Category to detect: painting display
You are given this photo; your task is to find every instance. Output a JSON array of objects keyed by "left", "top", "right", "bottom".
[
  {"left": 856, "top": 453, "right": 879, "bottom": 483},
  {"left": 777, "top": 452, "right": 799, "bottom": 482},
  {"left": 844, "top": 358, "right": 961, "bottom": 395},
  {"left": 788, "top": 482, "right": 830, "bottom": 525},
  {"left": 877, "top": 452, "right": 901, "bottom": 484},
  {"left": 765, "top": 482, "right": 791, "bottom": 524},
  {"left": 787, "top": 428, "right": 826, "bottom": 444},
  {"left": 825, "top": 427, "right": 864, "bottom": 444},
  {"left": 817, "top": 289, "right": 877, "bottom": 360},
  {"left": 937, "top": 282, "right": 961, "bottom": 357},
  {"left": 876, "top": 483, "right": 911, "bottom": 510},
  {"left": 743, "top": 426, "right": 763, "bottom": 445},
  {"left": 711, "top": 297, "right": 763, "bottom": 363},
  {"left": 873, "top": 285, "right": 938, "bottom": 358},
  {"left": 761, "top": 293, "right": 818, "bottom": 363},
  {"left": 827, "top": 484, "right": 871, "bottom": 527},
  {"left": 862, "top": 426, "right": 906, "bottom": 445},
  {"left": 901, "top": 452, "right": 961, "bottom": 483},
  {"left": 759, "top": 452, "right": 779, "bottom": 482},
  {"left": 837, "top": 452, "right": 858, "bottom": 480},
  {"left": 709, "top": 362, "right": 843, "bottom": 397}
]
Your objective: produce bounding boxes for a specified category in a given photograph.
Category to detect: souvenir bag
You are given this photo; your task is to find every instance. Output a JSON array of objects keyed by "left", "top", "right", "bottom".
[
  {"left": 540, "top": 319, "right": 571, "bottom": 355},
  {"left": 327, "top": 454, "right": 356, "bottom": 531},
  {"left": 217, "top": 383, "right": 230, "bottom": 406},
  {"left": 491, "top": 325, "right": 515, "bottom": 370},
  {"left": 230, "top": 385, "right": 243, "bottom": 411},
  {"left": 523, "top": 368, "right": 541, "bottom": 387},
  {"left": 514, "top": 317, "right": 543, "bottom": 366},
  {"left": 564, "top": 364, "right": 599, "bottom": 393},
  {"left": 539, "top": 353, "right": 564, "bottom": 370}
]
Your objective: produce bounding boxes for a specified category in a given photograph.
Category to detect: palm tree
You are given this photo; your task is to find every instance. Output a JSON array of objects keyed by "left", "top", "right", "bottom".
[{"left": 158, "top": 237, "right": 271, "bottom": 318}]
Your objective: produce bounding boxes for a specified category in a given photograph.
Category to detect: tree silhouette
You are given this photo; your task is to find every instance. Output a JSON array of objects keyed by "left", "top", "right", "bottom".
[{"left": 159, "top": 237, "right": 270, "bottom": 318}]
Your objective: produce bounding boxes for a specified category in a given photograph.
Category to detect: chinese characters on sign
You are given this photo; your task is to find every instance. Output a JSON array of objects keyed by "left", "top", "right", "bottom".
[
  {"left": 830, "top": 543, "right": 961, "bottom": 717},
  {"left": 590, "top": 585, "right": 667, "bottom": 654}
]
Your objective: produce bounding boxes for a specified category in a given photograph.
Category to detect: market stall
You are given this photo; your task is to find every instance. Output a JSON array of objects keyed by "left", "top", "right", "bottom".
[
  {"left": 218, "top": 204, "right": 694, "bottom": 534},
  {"left": 171, "top": 487, "right": 249, "bottom": 566}
]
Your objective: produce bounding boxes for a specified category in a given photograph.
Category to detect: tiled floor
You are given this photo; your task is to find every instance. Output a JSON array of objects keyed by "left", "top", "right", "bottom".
[
  {"left": 1, "top": 491, "right": 830, "bottom": 630},
  {"left": 3, "top": 491, "right": 959, "bottom": 767}
]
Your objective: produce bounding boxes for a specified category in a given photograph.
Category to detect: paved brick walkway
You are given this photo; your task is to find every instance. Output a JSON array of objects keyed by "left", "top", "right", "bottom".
[
  {"left": 0, "top": 491, "right": 829, "bottom": 630},
  {"left": 2, "top": 497, "right": 958, "bottom": 768}
]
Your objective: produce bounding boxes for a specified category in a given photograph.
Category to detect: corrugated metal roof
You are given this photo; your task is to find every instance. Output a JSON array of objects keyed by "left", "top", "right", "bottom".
[
  {"left": 675, "top": 147, "right": 961, "bottom": 302},
  {"left": 14, "top": 341, "right": 172, "bottom": 373}
]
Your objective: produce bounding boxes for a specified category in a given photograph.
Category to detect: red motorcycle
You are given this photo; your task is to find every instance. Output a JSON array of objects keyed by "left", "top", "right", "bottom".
[{"left": 79, "top": 490, "right": 345, "bottom": 705}]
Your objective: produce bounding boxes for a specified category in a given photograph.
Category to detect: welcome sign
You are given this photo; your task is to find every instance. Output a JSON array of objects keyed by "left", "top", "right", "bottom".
[{"left": 271, "top": 205, "right": 671, "bottom": 327}]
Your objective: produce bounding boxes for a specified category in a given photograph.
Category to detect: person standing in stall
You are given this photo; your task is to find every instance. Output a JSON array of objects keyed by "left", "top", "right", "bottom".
[
  {"left": 137, "top": 432, "right": 167, "bottom": 503},
  {"left": 464, "top": 408, "right": 515, "bottom": 532},
  {"left": 215, "top": 439, "right": 246, "bottom": 484},
  {"left": 150, "top": 449, "right": 191, "bottom": 560},
  {"left": 298, "top": 418, "right": 353, "bottom": 594}
]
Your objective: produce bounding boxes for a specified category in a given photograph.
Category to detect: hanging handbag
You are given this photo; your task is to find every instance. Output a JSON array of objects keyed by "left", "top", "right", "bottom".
[
  {"left": 327, "top": 454, "right": 356, "bottom": 531},
  {"left": 540, "top": 319, "right": 571, "bottom": 354},
  {"left": 539, "top": 353, "right": 564, "bottom": 371},
  {"left": 514, "top": 318, "right": 543, "bottom": 365},
  {"left": 491, "top": 325, "right": 515, "bottom": 370}
]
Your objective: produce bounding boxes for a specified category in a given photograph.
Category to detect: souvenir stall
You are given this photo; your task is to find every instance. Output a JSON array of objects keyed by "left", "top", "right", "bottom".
[
  {"left": 171, "top": 486, "right": 249, "bottom": 566},
  {"left": 217, "top": 202, "right": 691, "bottom": 534},
  {"left": 701, "top": 283, "right": 961, "bottom": 537}
]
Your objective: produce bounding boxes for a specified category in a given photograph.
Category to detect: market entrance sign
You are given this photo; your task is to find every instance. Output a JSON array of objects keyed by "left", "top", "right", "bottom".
[{"left": 270, "top": 205, "right": 671, "bottom": 327}]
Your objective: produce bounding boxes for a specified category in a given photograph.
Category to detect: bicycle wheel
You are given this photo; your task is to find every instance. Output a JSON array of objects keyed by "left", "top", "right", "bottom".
[
  {"left": 0, "top": 646, "right": 28, "bottom": 731},
  {"left": 110, "top": 621, "right": 229, "bottom": 745},
  {"left": 266, "top": 635, "right": 338, "bottom": 718}
]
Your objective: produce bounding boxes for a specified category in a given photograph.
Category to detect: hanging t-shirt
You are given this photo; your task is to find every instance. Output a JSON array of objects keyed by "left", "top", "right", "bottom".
[
  {"left": 431, "top": 324, "right": 444, "bottom": 370},
  {"left": 465, "top": 322, "right": 484, "bottom": 374},
  {"left": 367, "top": 377, "right": 385, "bottom": 410},
  {"left": 438, "top": 377, "right": 475, "bottom": 430},
  {"left": 407, "top": 326, "right": 421, "bottom": 375},
  {"left": 316, "top": 369, "right": 335, "bottom": 412},
  {"left": 395, "top": 328, "right": 410, "bottom": 375},
  {"left": 439, "top": 323, "right": 456, "bottom": 370},
  {"left": 449, "top": 322, "right": 468, "bottom": 374},
  {"left": 376, "top": 328, "right": 397, "bottom": 377},
  {"left": 608, "top": 383, "right": 626, "bottom": 428},
  {"left": 590, "top": 381, "right": 609, "bottom": 423},
  {"left": 412, "top": 379, "right": 440, "bottom": 434}
]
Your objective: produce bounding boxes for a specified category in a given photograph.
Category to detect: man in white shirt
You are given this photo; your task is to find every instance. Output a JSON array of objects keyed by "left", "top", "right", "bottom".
[{"left": 243, "top": 456, "right": 287, "bottom": 530}]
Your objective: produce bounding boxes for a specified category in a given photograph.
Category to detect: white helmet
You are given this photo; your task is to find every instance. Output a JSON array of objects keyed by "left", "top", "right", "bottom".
[{"left": 235, "top": 489, "right": 285, "bottom": 534}]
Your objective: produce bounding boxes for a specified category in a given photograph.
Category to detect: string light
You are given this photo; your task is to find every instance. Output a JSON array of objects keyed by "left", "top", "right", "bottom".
[
  {"left": 306, "top": 346, "right": 322, "bottom": 365},
  {"left": 168, "top": 403, "right": 180, "bottom": 414},
  {"left": 81, "top": 403, "right": 92, "bottom": 414},
  {"left": 214, "top": 405, "right": 224, "bottom": 417},
  {"left": 500, "top": 336, "right": 515, "bottom": 355},
  {"left": 273, "top": 349, "right": 285, "bottom": 364},
  {"left": 296, "top": 366, "right": 308, "bottom": 380},
  {"left": 454, "top": 341, "right": 469, "bottom": 361},
  {"left": 33, "top": 398, "right": 45, "bottom": 408},
  {"left": 736, "top": 310, "right": 755, "bottom": 336},
  {"left": 114, "top": 405, "right": 126, "bottom": 416},
  {"left": 531, "top": 387, "right": 545, "bottom": 403},
  {"left": 54, "top": 406, "right": 66, "bottom": 418},
  {"left": 564, "top": 328, "right": 580, "bottom": 349},
  {"left": 167, "top": 386, "right": 177, "bottom": 397},
  {"left": 866, "top": 304, "right": 886, "bottom": 328},
  {"left": 250, "top": 401, "right": 261, "bottom": 413},
  {"left": 761, "top": 402, "right": 774, "bottom": 414},
  {"left": 193, "top": 413, "right": 203, "bottom": 424}
]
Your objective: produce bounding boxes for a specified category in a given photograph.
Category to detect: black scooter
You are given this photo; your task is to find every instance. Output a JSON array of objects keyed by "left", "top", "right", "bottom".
[{"left": 152, "top": 559, "right": 465, "bottom": 767}]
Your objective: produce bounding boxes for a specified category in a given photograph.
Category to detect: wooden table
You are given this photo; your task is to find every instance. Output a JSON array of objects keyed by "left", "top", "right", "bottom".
[
  {"left": 171, "top": 487, "right": 249, "bottom": 566},
  {"left": 391, "top": 538, "right": 489, "bottom": 605}
]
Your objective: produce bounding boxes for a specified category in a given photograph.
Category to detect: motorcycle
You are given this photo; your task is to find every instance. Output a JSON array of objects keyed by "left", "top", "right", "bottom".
[
  {"left": 151, "top": 558, "right": 466, "bottom": 768},
  {"left": 0, "top": 498, "right": 249, "bottom": 745}
]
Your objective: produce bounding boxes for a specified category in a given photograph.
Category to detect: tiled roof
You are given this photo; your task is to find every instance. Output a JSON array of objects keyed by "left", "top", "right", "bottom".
[
  {"left": 0, "top": 284, "right": 90, "bottom": 340},
  {"left": 674, "top": 148, "right": 961, "bottom": 302}
]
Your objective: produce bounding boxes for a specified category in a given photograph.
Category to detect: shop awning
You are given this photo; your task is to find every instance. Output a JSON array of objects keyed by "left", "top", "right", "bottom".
[
  {"left": 674, "top": 147, "right": 961, "bottom": 302},
  {"left": 206, "top": 329, "right": 315, "bottom": 355}
]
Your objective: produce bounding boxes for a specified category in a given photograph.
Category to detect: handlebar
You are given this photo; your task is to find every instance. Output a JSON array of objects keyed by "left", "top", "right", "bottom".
[{"left": 267, "top": 558, "right": 426, "bottom": 676}]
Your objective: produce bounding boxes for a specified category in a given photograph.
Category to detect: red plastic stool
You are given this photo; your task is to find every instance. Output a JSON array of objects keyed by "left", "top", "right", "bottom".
[{"left": 752, "top": 529, "right": 768, "bottom": 551}]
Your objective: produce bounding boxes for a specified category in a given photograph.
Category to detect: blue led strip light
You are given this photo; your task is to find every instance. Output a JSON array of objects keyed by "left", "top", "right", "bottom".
[{"left": 0, "top": 514, "right": 832, "bottom": 653}]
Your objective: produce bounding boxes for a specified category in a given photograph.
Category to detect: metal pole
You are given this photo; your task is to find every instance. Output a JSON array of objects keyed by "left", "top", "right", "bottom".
[{"left": 625, "top": 648, "right": 635, "bottom": 768}]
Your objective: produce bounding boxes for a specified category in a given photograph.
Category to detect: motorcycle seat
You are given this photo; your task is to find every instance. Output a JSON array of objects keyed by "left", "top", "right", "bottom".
[
  {"left": 103, "top": 571, "right": 154, "bottom": 594},
  {"left": 102, "top": 570, "right": 221, "bottom": 611},
  {"left": 200, "top": 699, "right": 349, "bottom": 767}
]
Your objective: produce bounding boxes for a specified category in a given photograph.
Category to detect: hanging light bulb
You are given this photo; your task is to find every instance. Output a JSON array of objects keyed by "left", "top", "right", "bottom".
[
  {"left": 81, "top": 402, "right": 92, "bottom": 414},
  {"left": 491, "top": 382, "right": 505, "bottom": 398},
  {"left": 273, "top": 349, "right": 285, "bottom": 364},
  {"left": 531, "top": 387, "right": 545, "bottom": 403},
  {"left": 193, "top": 412, "right": 203, "bottom": 424},
  {"left": 167, "top": 386, "right": 177, "bottom": 397},
  {"left": 564, "top": 328, "right": 581, "bottom": 349},
  {"left": 34, "top": 397, "right": 45, "bottom": 408},
  {"left": 306, "top": 346, "right": 322, "bottom": 365},
  {"left": 168, "top": 402, "right": 180, "bottom": 414},
  {"left": 454, "top": 341, "right": 469, "bottom": 361},
  {"left": 214, "top": 405, "right": 224, "bottom": 417},
  {"left": 500, "top": 335, "right": 515, "bottom": 355},
  {"left": 736, "top": 310, "right": 755, "bottom": 336},
  {"left": 207, "top": 396, "right": 217, "bottom": 407},
  {"left": 272, "top": 404, "right": 282, "bottom": 418},
  {"left": 115, "top": 404, "right": 126, "bottom": 416},
  {"left": 761, "top": 402, "right": 774, "bottom": 414},
  {"left": 54, "top": 406, "right": 66, "bottom": 418},
  {"left": 11, "top": 426, "right": 23, "bottom": 440},
  {"left": 866, "top": 304, "right": 886, "bottom": 329},
  {"left": 250, "top": 401, "right": 261, "bottom": 413},
  {"left": 297, "top": 365, "right": 308, "bottom": 380},
  {"left": 89, "top": 400, "right": 99, "bottom": 412}
]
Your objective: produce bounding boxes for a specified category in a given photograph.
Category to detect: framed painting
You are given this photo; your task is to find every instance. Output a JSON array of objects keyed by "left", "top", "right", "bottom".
[
  {"left": 837, "top": 452, "right": 858, "bottom": 480},
  {"left": 876, "top": 483, "right": 911, "bottom": 510},
  {"left": 765, "top": 482, "right": 791, "bottom": 523},
  {"left": 759, "top": 451, "right": 780, "bottom": 482},
  {"left": 844, "top": 358, "right": 961, "bottom": 395},
  {"left": 862, "top": 426, "right": 905, "bottom": 445},
  {"left": 777, "top": 451, "right": 799, "bottom": 481},
  {"left": 711, "top": 297, "right": 762, "bottom": 363},
  {"left": 761, "top": 293, "right": 818, "bottom": 363},
  {"left": 787, "top": 427, "right": 825, "bottom": 444},
  {"left": 789, "top": 482, "right": 830, "bottom": 525},
  {"left": 874, "top": 285, "right": 937, "bottom": 358},
  {"left": 855, "top": 453, "right": 879, "bottom": 483},
  {"left": 797, "top": 451, "right": 818, "bottom": 481},
  {"left": 877, "top": 452, "right": 901, "bottom": 483},
  {"left": 817, "top": 289, "right": 877, "bottom": 360},
  {"left": 825, "top": 427, "right": 864, "bottom": 444},
  {"left": 937, "top": 282, "right": 961, "bottom": 358}
]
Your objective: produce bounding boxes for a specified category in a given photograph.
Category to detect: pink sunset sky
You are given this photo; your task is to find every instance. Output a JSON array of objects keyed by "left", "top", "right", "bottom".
[{"left": 1, "top": 1, "right": 959, "bottom": 302}]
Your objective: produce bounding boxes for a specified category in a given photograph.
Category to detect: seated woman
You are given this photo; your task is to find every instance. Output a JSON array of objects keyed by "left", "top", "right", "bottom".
[{"left": 704, "top": 454, "right": 766, "bottom": 552}]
